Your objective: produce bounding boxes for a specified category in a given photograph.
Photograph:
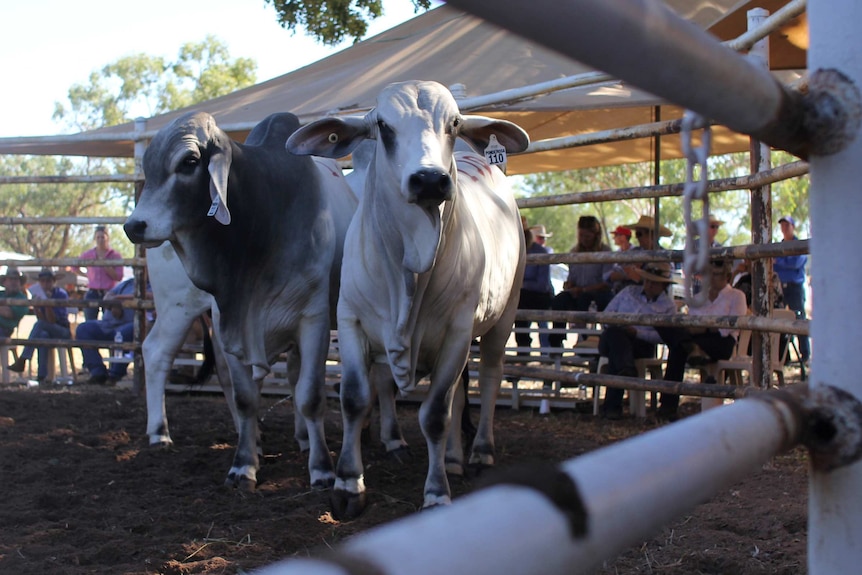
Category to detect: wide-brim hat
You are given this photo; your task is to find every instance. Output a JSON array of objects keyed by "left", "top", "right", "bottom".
[
  {"left": 0, "top": 266, "right": 26, "bottom": 281},
  {"left": 529, "top": 225, "right": 552, "bottom": 238},
  {"left": 34, "top": 267, "right": 68, "bottom": 282},
  {"left": 708, "top": 214, "right": 725, "bottom": 226},
  {"left": 636, "top": 261, "right": 678, "bottom": 283},
  {"left": 624, "top": 215, "right": 672, "bottom": 237}
]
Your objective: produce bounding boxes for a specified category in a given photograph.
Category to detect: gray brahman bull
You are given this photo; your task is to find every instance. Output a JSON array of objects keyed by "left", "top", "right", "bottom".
[{"left": 124, "top": 111, "right": 357, "bottom": 491}]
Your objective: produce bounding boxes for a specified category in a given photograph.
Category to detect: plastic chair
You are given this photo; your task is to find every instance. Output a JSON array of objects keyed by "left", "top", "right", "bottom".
[{"left": 710, "top": 308, "right": 793, "bottom": 388}]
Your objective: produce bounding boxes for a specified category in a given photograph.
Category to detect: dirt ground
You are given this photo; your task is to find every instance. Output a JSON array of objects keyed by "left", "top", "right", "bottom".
[{"left": 0, "top": 380, "right": 808, "bottom": 575}]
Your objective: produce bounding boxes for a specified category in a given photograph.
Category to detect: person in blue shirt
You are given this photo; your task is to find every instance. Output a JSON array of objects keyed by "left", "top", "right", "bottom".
[
  {"left": 75, "top": 277, "right": 137, "bottom": 385},
  {"left": 515, "top": 225, "right": 555, "bottom": 350},
  {"left": 598, "top": 261, "right": 678, "bottom": 420},
  {"left": 773, "top": 215, "right": 809, "bottom": 363},
  {"left": 7, "top": 268, "right": 71, "bottom": 383}
]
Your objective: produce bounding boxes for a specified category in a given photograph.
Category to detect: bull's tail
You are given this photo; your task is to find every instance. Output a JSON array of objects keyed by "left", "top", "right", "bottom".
[{"left": 194, "top": 315, "right": 215, "bottom": 385}]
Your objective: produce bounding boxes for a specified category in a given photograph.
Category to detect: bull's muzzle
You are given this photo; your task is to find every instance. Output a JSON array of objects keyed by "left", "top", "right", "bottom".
[{"left": 408, "top": 168, "right": 453, "bottom": 207}]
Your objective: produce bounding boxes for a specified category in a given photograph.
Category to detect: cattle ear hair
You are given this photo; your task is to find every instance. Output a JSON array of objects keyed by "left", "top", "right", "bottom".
[
  {"left": 286, "top": 116, "right": 368, "bottom": 159},
  {"left": 460, "top": 115, "right": 531, "bottom": 153}
]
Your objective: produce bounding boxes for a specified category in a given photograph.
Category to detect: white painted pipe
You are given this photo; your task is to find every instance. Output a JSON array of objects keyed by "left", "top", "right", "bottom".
[
  {"left": 253, "top": 393, "right": 804, "bottom": 575},
  {"left": 445, "top": 0, "right": 811, "bottom": 158},
  {"left": 807, "top": 0, "right": 862, "bottom": 571}
]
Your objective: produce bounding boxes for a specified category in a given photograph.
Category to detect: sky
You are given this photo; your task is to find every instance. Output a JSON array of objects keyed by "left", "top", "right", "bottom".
[{"left": 0, "top": 0, "right": 430, "bottom": 138}]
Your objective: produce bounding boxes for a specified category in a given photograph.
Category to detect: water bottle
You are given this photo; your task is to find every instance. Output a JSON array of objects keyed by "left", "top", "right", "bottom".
[
  {"left": 578, "top": 384, "right": 588, "bottom": 400},
  {"left": 113, "top": 330, "right": 124, "bottom": 359},
  {"left": 588, "top": 300, "right": 598, "bottom": 313}
]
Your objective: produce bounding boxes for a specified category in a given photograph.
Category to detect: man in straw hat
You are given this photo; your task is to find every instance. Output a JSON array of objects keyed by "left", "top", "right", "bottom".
[
  {"left": 654, "top": 259, "right": 747, "bottom": 421},
  {"left": 625, "top": 214, "right": 672, "bottom": 251},
  {"left": 707, "top": 214, "right": 724, "bottom": 248},
  {"left": 0, "top": 266, "right": 29, "bottom": 338},
  {"left": 7, "top": 268, "right": 72, "bottom": 383},
  {"left": 598, "top": 261, "right": 677, "bottom": 420}
]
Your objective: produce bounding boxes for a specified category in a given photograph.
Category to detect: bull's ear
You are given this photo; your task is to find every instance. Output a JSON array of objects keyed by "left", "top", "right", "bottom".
[
  {"left": 286, "top": 116, "right": 369, "bottom": 159},
  {"left": 459, "top": 116, "right": 530, "bottom": 154},
  {"left": 207, "top": 135, "right": 232, "bottom": 225}
]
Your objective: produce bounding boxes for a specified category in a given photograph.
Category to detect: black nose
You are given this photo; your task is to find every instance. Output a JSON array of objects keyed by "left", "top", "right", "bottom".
[
  {"left": 123, "top": 219, "right": 147, "bottom": 244},
  {"left": 408, "top": 168, "right": 453, "bottom": 207}
]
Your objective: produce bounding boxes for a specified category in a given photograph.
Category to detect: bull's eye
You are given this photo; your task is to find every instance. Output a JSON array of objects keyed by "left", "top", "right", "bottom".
[
  {"left": 179, "top": 155, "right": 199, "bottom": 174},
  {"left": 377, "top": 120, "right": 395, "bottom": 153},
  {"left": 452, "top": 117, "right": 461, "bottom": 129}
]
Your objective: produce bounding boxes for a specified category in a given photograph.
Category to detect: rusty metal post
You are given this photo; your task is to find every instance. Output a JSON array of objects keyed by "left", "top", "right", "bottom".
[{"left": 747, "top": 8, "right": 773, "bottom": 389}]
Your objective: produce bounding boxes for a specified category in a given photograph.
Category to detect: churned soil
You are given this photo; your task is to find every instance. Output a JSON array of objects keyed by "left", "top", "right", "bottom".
[{"left": 0, "top": 382, "right": 807, "bottom": 574}]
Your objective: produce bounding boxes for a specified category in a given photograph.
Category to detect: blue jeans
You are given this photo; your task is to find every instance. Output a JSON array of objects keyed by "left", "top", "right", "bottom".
[
  {"left": 83, "top": 289, "right": 106, "bottom": 321},
  {"left": 782, "top": 282, "right": 809, "bottom": 361},
  {"left": 76, "top": 321, "right": 133, "bottom": 378},
  {"left": 20, "top": 320, "right": 72, "bottom": 380}
]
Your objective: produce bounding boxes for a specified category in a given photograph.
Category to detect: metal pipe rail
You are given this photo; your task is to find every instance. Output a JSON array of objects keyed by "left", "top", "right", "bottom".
[
  {"left": 0, "top": 257, "right": 145, "bottom": 268},
  {"left": 0, "top": 216, "right": 127, "bottom": 226},
  {"left": 256, "top": 384, "right": 861, "bottom": 575},
  {"left": 2, "top": 337, "right": 140, "bottom": 352},
  {"left": 0, "top": 174, "right": 139, "bottom": 185},
  {"left": 0, "top": 297, "right": 154, "bottom": 310},
  {"left": 517, "top": 310, "right": 809, "bottom": 336},
  {"left": 527, "top": 239, "right": 809, "bottom": 266},
  {"left": 445, "top": 0, "right": 859, "bottom": 160},
  {"left": 517, "top": 161, "right": 808, "bottom": 209}
]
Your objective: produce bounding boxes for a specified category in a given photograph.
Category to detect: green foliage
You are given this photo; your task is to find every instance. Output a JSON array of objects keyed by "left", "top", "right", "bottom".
[
  {"left": 53, "top": 36, "right": 257, "bottom": 133},
  {"left": 1, "top": 37, "right": 258, "bottom": 259},
  {"left": 266, "top": 0, "right": 430, "bottom": 44}
]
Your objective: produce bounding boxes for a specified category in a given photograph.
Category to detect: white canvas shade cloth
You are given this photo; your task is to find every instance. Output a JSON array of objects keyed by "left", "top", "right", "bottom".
[{"left": 0, "top": 0, "right": 807, "bottom": 175}]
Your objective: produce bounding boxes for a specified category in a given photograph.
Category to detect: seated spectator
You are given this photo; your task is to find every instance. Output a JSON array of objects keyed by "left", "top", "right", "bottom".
[
  {"left": 7, "top": 268, "right": 71, "bottom": 383},
  {"left": 515, "top": 225, "right": 554, "bottom": 350},
  {"left": 76, "top": 277, "right": 137, "bottom": 385},
  {"left": 655, "top": 259, "right": 747, "bottom": 420},
  {"left": 598, "top": 262, "right": 677, "bottom": 420},
  {"left": 548, "top": 215, "right": 613, "bottom": 350},
  {"left": 0, "top": 266, "right": 29, "bottom": 338}
]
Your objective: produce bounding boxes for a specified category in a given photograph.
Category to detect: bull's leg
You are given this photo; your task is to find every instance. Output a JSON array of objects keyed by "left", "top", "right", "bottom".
[
  {"left": 420, "top": 353, "right": 463, "bottom": 509},
  {"left": 445, "top": 367, "right": 468, "bottom": 475},
  {"left": 225, "top": 354, "right": 261, "bottom": 492},
  {"left": 210, "top": 317, "right": 239, "bottom": 436},
  {"left": 332, "top": 317, "right": 373, "bottom": 519},
  {"left": 143, "top": 310, "right": 198, "bottom": 446},
  {"left": 293, "top": 322, "right": 335, "bottom": 488},
  {"left": 373, "top": 363, "right": 408, "bottom": 453},
  {"left": 282, "top": 347, "right": 308, "bottom": 451},
  {"left": 469, "top": 323, "right": 509, "bottom": 469}
]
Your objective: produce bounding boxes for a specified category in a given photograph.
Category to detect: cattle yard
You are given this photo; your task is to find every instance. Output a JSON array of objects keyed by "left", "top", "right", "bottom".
[{"left": 1, "top": 0, "right": 860, "bottom": 573}]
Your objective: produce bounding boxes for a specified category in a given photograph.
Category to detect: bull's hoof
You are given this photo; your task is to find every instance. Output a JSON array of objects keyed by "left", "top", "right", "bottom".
[
  {"left": 311, "top": 474, "right": 336, "bottom": 490},
  {"left": 466, "top": 461, "right": 492, "bottom": 478},
  {"left": 225, "top": 473, "right": 257, "bottom": 493},
  {"left": 330, "top": 489, "right": 367, "bottom": 521},
  {"left": 445, "top": 460, "right": 465, "bottom": 477},
  {"left": 385, "top": 445, "right": 412, "bottom": 465}
]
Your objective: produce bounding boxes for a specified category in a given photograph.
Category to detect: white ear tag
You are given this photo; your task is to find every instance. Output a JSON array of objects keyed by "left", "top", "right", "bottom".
[
  {"left": 484, "top": 134, "right": 507, "bottom": 172},
  {"left": 207, "top": 196, "right": 221, "bottom": 217}
]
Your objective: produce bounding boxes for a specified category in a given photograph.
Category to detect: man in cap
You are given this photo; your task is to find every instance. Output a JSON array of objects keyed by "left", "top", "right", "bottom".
[
  {"left": 598, "top": 261, "right": 677, "bottom": 420},
  {"left": 606, "top": 225, "right": 636, "bottom": 293},
  {"left": 0, "top": 266, "right": 29, "bottom": 338},
  {"left": 516, "top": 225, "right": 555, "bottom": 350},
  {"left": 773, "top": 215, "right": 809, "bottom": 363},
  {"left": 7, "top": 268, "right": 71, "bottom": 383}
]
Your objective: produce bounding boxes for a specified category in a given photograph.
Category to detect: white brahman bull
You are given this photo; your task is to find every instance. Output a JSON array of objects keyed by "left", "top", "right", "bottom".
[
  {"left": 143, "top": 240, "right": 231, "bottom": 446},
  {"left": 124, "top": 112, "right": 357, "bottom": 491},
  {"left": 287, "top": 80, "right": 529, "bottom": 517}
]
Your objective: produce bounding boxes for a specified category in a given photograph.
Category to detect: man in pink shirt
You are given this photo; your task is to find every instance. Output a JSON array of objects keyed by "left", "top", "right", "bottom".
[{"left": 79, "top": 225, "right": 124, "bottom": 320}]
